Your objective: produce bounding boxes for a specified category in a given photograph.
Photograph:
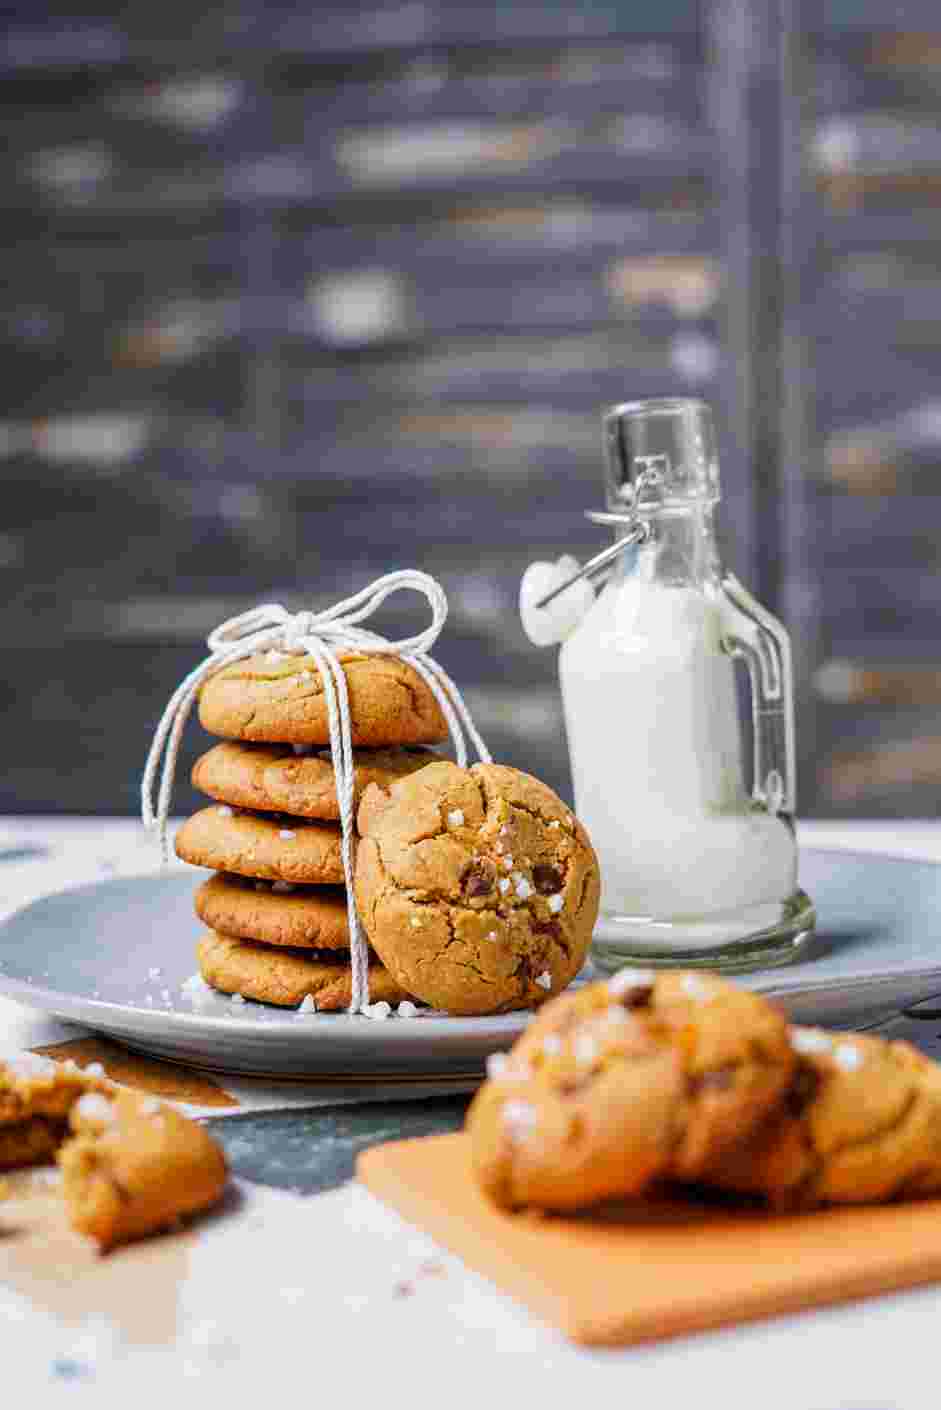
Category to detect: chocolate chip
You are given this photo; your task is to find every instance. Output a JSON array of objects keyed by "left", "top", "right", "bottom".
[
  {"left": 785, "top": 1065, "right": 821, "bottom": 1116},
  {"left": 689, "top": 1067, "right": 735, "bottom": 1097},
  {"left": 532, "top": 864, "right": 562, "bottom": 895},
  {"left": 464, "top": 861, "right": 496, "bottom": 899},
  {"left": 619, "top": 983, "right": 654, "bottom": 1010}
]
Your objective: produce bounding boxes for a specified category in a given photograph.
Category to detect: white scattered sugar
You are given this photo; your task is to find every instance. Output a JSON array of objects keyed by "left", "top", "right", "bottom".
[
  {"left": 502, "top": 856, "right": 513, "bottom": 870},
  {"left": 486, "top": 1053, "right": 508, "bottom": 1079},
  {"left": 607, "top": 967, "right": 655, "bottom": 996},
  {"left": 363, "top": 1001, "right": 392, "bottom": 1021},
  {"left": 231, "top": 993, "right": 246, "bottom": 1005},
  {"left": 217, "top": 805, "right": 234, "bottom": 818},
  {"left": 83, "top": 1062, "right": 106, "bottom": 1078},
  {"left": 182, "top": 973, "right": 207, "bottom": 992},
  {"left": 487, "top": 931, "right": 498, "bottom": 941},
  {"left": 547, "top": 893, "right": 564, "bottom": 914},
  {"left": 548, "top": 819, "right": 561, "bottom": 830},
  {"left": 147, "top": 967, "right": 162, "bottom": 980},
  {"left": 834, "top": 1042, "right": 863, "bottom": 1073},
  {"left": 298, "top": 995, "right": 317, "bottom": 1014},
  {"left": 515, "top": 878, "right": 533, "bottom": 900},
  {"left": 279, "top": 829, "right": 297, "bottom": 840},
  {"left": 574, "top": 1034, "right": 597, "bottom": 1063},
  {"left": 161, "top": 989, "right": 171, "bottom": 1003},
  {"left": 680, "top": 974, "right": 710, "bottom": 1000},
  {"left": 75, "top": 1093, "right": 114, "bottom": 1124},
  {"left": 502, "top": 1100, "right": 536, "bottom": 1135},
  {"left": 397, "top": 1000, "right": 420, "bottom": 1018},
  {"left": 138, "top": 1097, "right": 160, "bottom": 1115},
  {"left": 498, "top": 878, "right": 511, "bottom": 895},
  {"left": 6, "top": 1052, "right": 56, "bottom": 1080},
  {"left": 446, "top": 809, "right": 465, "bottom": 828},
  {"left": 791, "top": 1027, "right": 833, "bottom": 1056},
  {"left": 410, "top": 915, "right": 422, "bottom": 929},
  {"left": 145, "top": 994, "right": 155, "bottom": 1005},
  {"left": 535, "top": 970, "right": 552, "bottom": 990},
  {"left": 542, "top": 1035, "right": 562, "bottom": 1055},
  {"left": 271, "top": 880, "right": 295, "bottom": 894}
]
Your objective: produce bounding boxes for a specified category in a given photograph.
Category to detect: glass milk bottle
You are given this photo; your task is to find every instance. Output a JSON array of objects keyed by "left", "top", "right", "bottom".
[{"left": 534, "top": 398, "right": 814, "bottom": 972}]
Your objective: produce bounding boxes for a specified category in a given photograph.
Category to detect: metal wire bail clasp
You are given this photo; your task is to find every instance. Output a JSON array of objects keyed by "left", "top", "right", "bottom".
[{"left": 532, "top": 468, "right": 657, "bottom": 612}]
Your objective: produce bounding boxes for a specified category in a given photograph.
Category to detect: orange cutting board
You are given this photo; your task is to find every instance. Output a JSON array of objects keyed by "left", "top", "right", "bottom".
[{"left": 358, "top": 1132, "right": 941, "bottom": 1347}]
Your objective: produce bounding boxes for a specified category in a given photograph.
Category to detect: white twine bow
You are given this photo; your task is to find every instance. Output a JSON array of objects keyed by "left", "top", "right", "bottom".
[{"left": 142, "top": 569, "right": 491, "bottom": 1013}]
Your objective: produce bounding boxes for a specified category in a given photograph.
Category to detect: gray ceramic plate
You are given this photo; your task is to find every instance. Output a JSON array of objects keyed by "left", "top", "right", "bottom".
[{"left": 0, "top": 849, "right": 939, "bottom": 1077}]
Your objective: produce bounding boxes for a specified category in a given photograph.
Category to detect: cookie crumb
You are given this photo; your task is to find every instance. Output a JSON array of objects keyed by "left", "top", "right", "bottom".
[
  {"left": 498, "top": 878, "right": 511, "bottom": 895},
  {"left": 535, "top": 970, "right": 552, "bottom": 990},
  {"left": 298, "top": 994, "right": 317, "bottom": 1014},
  {"left": 791, "top": 1027, "right": 833, "bottom": 1056},
  {"left": 446, "top": 809, "right": 465, "bottom": 828},
  {"left": 547, "top": 893, "right": 564, "bottom": 913},
  {"left": 279, "top": 829, "right": 297, "bottom": 840},
  {"left": 75, "top": 1093, "right": 114, "bottom": 1124},
  {"left": 231, "top": 993, "right": 246, "bottom": 1005},
  {"left": 835, "top": 1042, "right": 862, "bottom": 1072},
  {"left": 397, "top": 1000, "right": 420, "bottom": 1018},
  {"left": 516, "top": 878, "right": 533, "bottom": 900},
  {"left": 217, "top": 805, "right": 234, "bottom": 818}
]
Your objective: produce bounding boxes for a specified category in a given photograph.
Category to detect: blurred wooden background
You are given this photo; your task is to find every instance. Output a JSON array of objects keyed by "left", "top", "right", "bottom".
[{"left": 3, "top": 0, "right": 941, "bottom": 818}]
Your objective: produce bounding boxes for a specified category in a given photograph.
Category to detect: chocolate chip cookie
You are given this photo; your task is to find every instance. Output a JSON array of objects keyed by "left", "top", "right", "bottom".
[
  {"left": 466, "top": 969, "right": 795, "bottom": 1210},
  {"left": 710, "top": 1027, "right": 941, "bottom": 1207},
  {"left": 197, "top": 652, "right": 449, "bottom": 748},
  {"left": 196, "top": 931, "right": 411, "bottom": 1011},
  {"left": 195, "top": 873, "right": 351, "bottom": 950},
  {"left": 354, "top": 760, "right": 600, "bottom": 1015},
  {"left": 175, "top": 806, "right": 344, "bottom": 884},
  {"left": 192, "top": 741, "right": 438, "bottom": 822}
]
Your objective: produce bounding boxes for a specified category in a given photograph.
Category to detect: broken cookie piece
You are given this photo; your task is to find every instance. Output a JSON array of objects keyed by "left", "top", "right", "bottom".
[{"left": 0, "top": 1055, "right": 227, "bottom": 1249}]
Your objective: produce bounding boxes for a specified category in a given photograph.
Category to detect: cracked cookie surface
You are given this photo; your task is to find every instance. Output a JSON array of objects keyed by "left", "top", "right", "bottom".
[
  {"left": 197, "top": 931, "right": 411, "bottom": 1010},
  {"left": 197, "top": 651, "right": 449, "bottom": 747},
  {"left": 709, "top": 1027, "right": 941, "bottom": 1207},
  {"left": 466, "top": 969, "right": 795, "bottom": 1210},
  {"left": 195, "top": 873, "right": 351, "bottom": 949},
  {"left": 353, "top": 760, "right": 600, "bottom": 1015},
  {"left": 192, "top": 740, "right": 438, "bottom": 821},
  {"left": 175, "top": 805, "right": 344, "bottom": 884}
]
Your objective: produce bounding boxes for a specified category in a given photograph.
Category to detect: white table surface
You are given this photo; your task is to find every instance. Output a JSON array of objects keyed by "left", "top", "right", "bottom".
[{"left": 1, "top": 815, "right": 940, "bottom": 1408}]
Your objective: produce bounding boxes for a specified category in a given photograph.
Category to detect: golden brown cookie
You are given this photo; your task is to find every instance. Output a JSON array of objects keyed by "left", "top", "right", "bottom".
[
  {"left": 466, "top": 969, "right": 795, "bottom": 1211},
  {"left": 197, "top": 931, "right": 412, "bottom": 1011},
  {"left": 194, "top": 873, "right": 351, "bottom": 950},
  {"left": 0, "top": 1051, "right": 112, "bottom": 1169},
  {"left": 354, "top": 760, "right": 600, "bottom": 1015},
  {"left": 709, "top": 1027, "right": 941, "bottom": 1208},
  {"left": 192, "top": 740, "right": 438, "bottom": 821},
  {"left": 197, "top": 651, "right": 449, "bottom": 748},
  {"left": 60, "top": 1088, "right": 228, "bottom": 1250},
  {"left": 175, "top": 806, "right": 344, "bottom": 884}
]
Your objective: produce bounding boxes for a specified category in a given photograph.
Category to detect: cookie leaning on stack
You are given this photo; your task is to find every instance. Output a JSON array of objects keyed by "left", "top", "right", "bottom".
[{"left": 174, "top": 649, "right": 446, "bottom": 1012}]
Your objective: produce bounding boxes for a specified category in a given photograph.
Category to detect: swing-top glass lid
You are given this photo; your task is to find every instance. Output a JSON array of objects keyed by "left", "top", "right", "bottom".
[{"left": 603, "top": 397, "right": 720, "bottom": 512}]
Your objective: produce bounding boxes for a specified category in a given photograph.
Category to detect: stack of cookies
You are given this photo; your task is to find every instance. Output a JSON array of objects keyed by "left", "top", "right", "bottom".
[{"left": 173, "top": 648, "right": 449, "bottom": 1013}]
